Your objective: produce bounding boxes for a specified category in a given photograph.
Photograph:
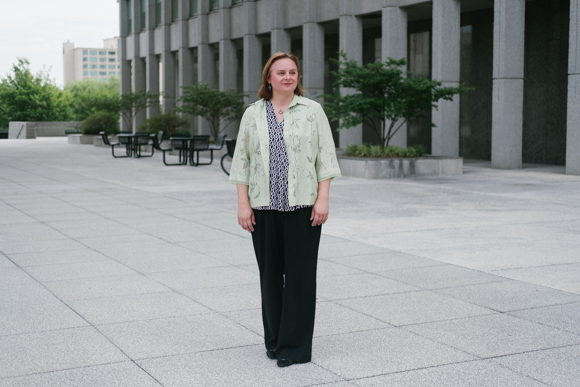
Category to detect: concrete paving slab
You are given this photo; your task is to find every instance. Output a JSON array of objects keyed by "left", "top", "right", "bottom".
[
  {"left": 147, "top": 266, "right": 257, "bottom": 290},
  {"left": 6, "top": 249, "right": 109, "bottom": 267},
  {"left": 119, "top": 253, "right": 226, "bottom": 274},
  {"left": 68, "top": 291, "right": 211, "bottom": 325},
  {"left": 326, "top": 251, "right": 445, "bottom": 272},
  {"left": 493, "top": 263, "right": 580, "bottom": 294},
  {"left": 405, "top": 314, "right": 580, "bottom": 358},
  {"left": 98, "top": 314, "right": 262, "bottom": 359},
  {"left": 43, "top": 274, "right": 169, "bottom": 301},
  {"left": 0, "top": 254, "right": 14, "bottom": 268},
  {"left": 182, "top": 283, "right": 262, "bottom": 312},
  {"left": 317, "top": 259, "right": 365, "bottom": 277},
  {"left": 436, "top": 280, "right": 580, "bottom": 312},
  {"left": 0, "top": 327, "right": 127, "bottom": 378},
  {"left": 137, "top": 345, "right": 341, "bottom": 387},
  {"left": 317, "top": 273, "right": 420, "bottom": 301},
  {"left": 313, "top": 328, "right": 475, "bottom": 379},
  {"left": 23, "top": 260, "right": 137, "bottom": 282},
  {"left": 353, "top": 359, "right": 547, "bottom": 386},
  {"left": 509, "top": 302, "right": 580, "bottom": 335},
  {"left": 0, "top": 238, "right": 86, "bottom": 255},
  {"left": 491, "top": 345, "right": 580, "bottom": 387},
  {"left": 0, "top": 362, "right": 161, "bottom": 387},
  {"left": 338, "top": 291, "right": 495, "bottom": 327}
]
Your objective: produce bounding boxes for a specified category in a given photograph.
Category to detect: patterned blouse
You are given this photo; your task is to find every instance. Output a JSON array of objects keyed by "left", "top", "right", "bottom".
[{"left": 253, "top": 100, "right": 311, "bottom": 212}]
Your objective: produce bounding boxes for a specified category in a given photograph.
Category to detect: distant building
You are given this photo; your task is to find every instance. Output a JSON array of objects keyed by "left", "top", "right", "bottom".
[{"left": 62, "top": 38, "right": 121, "bottom": 86}]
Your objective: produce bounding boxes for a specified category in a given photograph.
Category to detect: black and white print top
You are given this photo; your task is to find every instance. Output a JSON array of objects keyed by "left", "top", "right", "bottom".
[{"left": 253, "top": 100, "right": 312, "bottom": 212}]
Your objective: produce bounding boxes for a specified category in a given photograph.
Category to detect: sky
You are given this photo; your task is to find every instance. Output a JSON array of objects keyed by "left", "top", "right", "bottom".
[{"left": 0, "top": 0, "right": 119, "bottom": 89}]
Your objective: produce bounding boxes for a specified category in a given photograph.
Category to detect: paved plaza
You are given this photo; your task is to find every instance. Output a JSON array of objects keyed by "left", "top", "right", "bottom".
[{"left": 1, "top": 137, "right": 580, "bottom": 386}]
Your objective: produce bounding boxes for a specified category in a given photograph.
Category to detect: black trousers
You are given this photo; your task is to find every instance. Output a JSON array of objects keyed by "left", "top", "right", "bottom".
[{"left": 251, "top": 208, "right": 321, "bottom": 363}]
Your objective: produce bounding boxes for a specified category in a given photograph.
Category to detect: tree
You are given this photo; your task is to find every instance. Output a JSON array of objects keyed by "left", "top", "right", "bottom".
[
  {"left": 66, "top": 77, "right": 120, "bottom": 121},
  {"left": 139, "top": 112, "right": 190, "bottom": 139},
  {"left": 176, "top": 83, "right": 246, "bottom": 139},
  {"left": 0, "top": 58, "right": 71, "bottom": 128},
  {"left": 119, "top": 90, "right": 161, "bottom": 133},
  {"left": 320, "top": 53, "right": 470, "bottom": 149},
  {"left": 80, "top": 112, "right": 119, "bottom": 135}
]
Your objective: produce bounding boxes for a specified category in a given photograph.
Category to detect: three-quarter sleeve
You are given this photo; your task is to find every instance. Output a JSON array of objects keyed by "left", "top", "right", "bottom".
[
  {"left": 314, "top": 103, "right": 342, "bottom": 182},
  {"left": 228, "top": 106, "right": 254, "bottom": 185}
]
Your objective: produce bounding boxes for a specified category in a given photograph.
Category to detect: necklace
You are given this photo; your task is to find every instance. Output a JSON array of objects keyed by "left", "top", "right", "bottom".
[{"left": 278, "top": 109, "right": 283, "bottom": 115}]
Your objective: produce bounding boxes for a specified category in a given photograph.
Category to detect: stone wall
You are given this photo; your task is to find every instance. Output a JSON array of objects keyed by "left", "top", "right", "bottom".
[{"left": 8, "top": 122, "right": 82, "bottom": 139}]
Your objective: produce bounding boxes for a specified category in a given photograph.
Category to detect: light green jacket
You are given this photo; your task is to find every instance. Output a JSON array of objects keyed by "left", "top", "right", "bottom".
[{"left": 229, "top": 95, "right": 341, "bottom": 207}]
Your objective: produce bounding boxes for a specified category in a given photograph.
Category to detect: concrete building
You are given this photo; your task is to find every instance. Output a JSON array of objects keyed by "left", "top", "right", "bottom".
[
  {"left": 63, "top": 38, "right": 121, "bottom": 86},
  {"left": 119, "top": 0, "right": 580, "bottom": 175}
]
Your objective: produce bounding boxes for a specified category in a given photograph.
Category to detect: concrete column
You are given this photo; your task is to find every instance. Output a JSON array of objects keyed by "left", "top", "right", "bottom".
[
  {"left": 243, "top": 1, "right": 261, "bottom": 103},
  {"left": 431, "top": 0, "right": 460, "bottom": 157},
  {"left": 382, "top": 6, "right": 408, "bottom": 148},
  {"left": 303, "top": 0, "right": 324, "bottom": 101},
  {"left": 271, "top": 0, "right": 290, "bottom": 54},
  {"left": 491, "top": 0, "right": 525, "bottom": 169},
  {"left": 567, "top": 0, "right": 580, "bottom": 175},
  {"left": 119, "top": 0, "right": 131, "bottom": 131},
  {"left": 145, "top": 0, "right": 159, "bottom": 119},
  {"left": 219, "top": 0, "right": 237, "bottom": 91},
  {"left": 161, "top": 0, "right": 175, "bottom": 113},
  {"left": 196, "top": 1, "right": 214, "bottom": 134},
  {"left": 133, "top": 58, "right": 147, "bottom": 131},
  {"left": 337, "top": 0, "right": 362, "bottom": 147},
  {"left": 178, "top": 0, "right": 193, "bottom": 103}
]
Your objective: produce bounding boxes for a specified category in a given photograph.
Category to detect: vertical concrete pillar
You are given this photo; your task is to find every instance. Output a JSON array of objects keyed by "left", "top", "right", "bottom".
[
  {"left": 303, "top": 0, "right": 324, "bottom": 101},
  {"left": 337, "top": 0, "right": 362, "bottom": 147},
  {"left": 431, "top": 0, "right": 460, "bottom": 157},
  {"left": 197, "top": 1, "right": 214, "bottom": 134},
  {"left": 271, "top": 0, "right": 290, "bottom": 54},
  {"left": 178, "top": 0, "right": 193, "bottom": 104},
  {"left": 133, "top": 58, "right": 147, "bottom": 131},
  {"left": 244, "top": 1, "right": 262, "bottom": 103},
  {"left": 119, "top": 0, "right": 131, "bottom": 131},
  {"left": 491, "top": 0, "right": 525, "bottom": 169},
  {"left": 382, "top": 6, "right": 408, "bottom": 148},
  {"left": 161, "top": 0, "right": 175, "bottom": 113},
  {"left": 145, "top": 0, "right": 159, "bottom": 119},
  {"left": 219, "top": 0, "right": 237, "bottom": 91},
  {"left": 567, "top": 0, "right": 580, "bottom": 175}
]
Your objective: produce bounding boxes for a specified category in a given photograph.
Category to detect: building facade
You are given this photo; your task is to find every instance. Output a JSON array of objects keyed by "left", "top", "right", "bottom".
[
  {"left": 63, "top": 38, "right": 121, "bottom": 86},
  {"left": 119, "top": 0, "right": 580, "bottom": 175}
]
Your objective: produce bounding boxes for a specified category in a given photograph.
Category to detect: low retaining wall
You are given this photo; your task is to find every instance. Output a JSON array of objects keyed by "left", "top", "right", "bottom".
[
  {"left": 8, "top": 121, "right": 82, "bottom": 139},
  {"left": 338, "top": 156, "right": 463, "bottom": 179},
  {"left": 68, "top": 134, "right": 98, "bottom": 145}
]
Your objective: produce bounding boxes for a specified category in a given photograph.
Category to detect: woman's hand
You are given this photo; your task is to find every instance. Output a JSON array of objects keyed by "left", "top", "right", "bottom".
[
  {"left": 311, "top": 179, "right": 331, "bottom": 227},
  {"left": 236, "top": 184, "right": 255, "bottom": 232}
]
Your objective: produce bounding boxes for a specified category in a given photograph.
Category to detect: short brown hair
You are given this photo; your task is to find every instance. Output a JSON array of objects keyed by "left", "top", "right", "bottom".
[{"left": 258, "top": 52, "right": 304, "bottom": 100}]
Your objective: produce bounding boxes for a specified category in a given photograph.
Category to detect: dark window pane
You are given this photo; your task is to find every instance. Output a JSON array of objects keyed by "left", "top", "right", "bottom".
[
  {"left": 172, "top": 0, "right": 178, "bottom": 21},
  {"left": 141, "top": 0, "right": 146, "bottom": 30},
  {"left": 127, "top": 0, "right": 132, "bottom": 33},
  {"left": 210, "top": 0, "right": 218, "bottom": 11},
  {"left": 190, "top": 0, "right": 197, "bottom": 16},
  {"left": 156, "top": 0, "right": 161, "bottom": 25}
]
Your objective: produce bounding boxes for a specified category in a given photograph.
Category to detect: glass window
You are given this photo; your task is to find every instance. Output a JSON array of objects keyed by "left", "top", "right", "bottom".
[
  {"left": 99, "top": 71, "right": 107, "bottom": 76},
  {"left": 109, "top": 71, "right": 117, "bottom": 75},
  {"left": 82, "top": 50, "right": 88, "bottom": 55},
  {"left": 98, "top": 50, "right": 106, "bottom": 55},
  {"left": 232, "top": 0, "right": 242, "bottom": 4},
  {"left": 156, "top": 0, "right": 161, "bottom": 26},
  {"left": 190, "top": 0, "right": 197, "bottom": 16},
  {"left": 90, "top": 57, "right": 97, "bottom": 62},
  {"left": 108, "top": 65, "right": 116, "bottom": 69},
  {"left": 99, "top": 58, "right": 106, "bottom": 62},
  {"left": 83, "top": 64, "right": 88, "bottom": 68},
  {"left": 108, "top": 58, "right": 116, "bottom": 62},
  {"left": 172, "top": 0, "right": 178, "bottom": 21},
  {"left": 90, "top": 71, "right": 98, "bottom": 75},
  {"left": 90, "top": 64, "right": 97, "bottom": 69},
  {"left": 99, "top": 65, "right": 106, "bottom": 69},
  {"left": 108, "top": 51, "right": 116, "bottom": 55},
  {"left": 141, "top": 0, "right": 146, "bottom": 30},
  {"left": 127, "top": 0, "right": 132, "bottom": 33},
  {"left": 82, "top": 57, "right": 87, "bottom": 62},
  {"left": 210, "top": 0, "right": 218, "bottom": 11},
  {"left": 83, "top": 71, "right": 88, "bottom": 75},
  {"left": 89, "top": 50, "right": 97, "bottom": 55}
]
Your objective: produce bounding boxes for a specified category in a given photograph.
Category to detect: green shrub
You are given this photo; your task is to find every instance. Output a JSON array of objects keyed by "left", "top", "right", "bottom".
[
  {"left": 139, "top": 112, "right": 190, "bottom": 140},
  {"left": 370, "top": 145, "right": 382, "bottom": 157},
  {"left": 80, "top": 111, "right": 119, "bottom": 135},
  {"left": 344, "top": 144, "right": 359, "bottom": 156},
  {"left": 343, "top": 143, "right": 427, "bottom": 158}
]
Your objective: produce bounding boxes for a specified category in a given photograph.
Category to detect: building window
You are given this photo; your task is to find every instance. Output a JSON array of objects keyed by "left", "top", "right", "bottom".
[
  {"left": 108, "top": 58, "right": 116, "bottom": 62},
  {"left": 172, "top": 0, "right": 178, "bottom": 21},
  {"left": 90, "top": 50, "right": 97, "bottom": 55},
  {"left": 109, "top": 71, "right": 117, "bottom": 75},
  {"left": 90, "top": 71, "right": 98, "bottom": 75},
  {"left": 83, "top": 64, "right": 88, "bottom": 68},
  {"left": 190, "top": 0, "right": 197, "bottom": 16},
  {"left": 90, "top": 65, "right": 97, "bottom": 69},
  {"left": 108, "top": 51, "right": 116, "bottom": 55},
  {"left": 83, "top": 71, "right": 88, "bottom": 75},
  {"left": 99, "top": 58, "right": 106, "bottom": 62},
  {"left": 99, "top": 72, "right": 107, "bottom": 76},
  {"left": 156, "top": 0, "right": 161, "bottom": 26},
  {"left": 108, "top": 65, "right": 116, "bottom": 69},
  {"left": 99, "top": 65, "right": 106, "bottom": 69},
  {"left": 232, "top": 0, "right": 242, "bottom": 4},
  {"left": 99, "top": 51, "right": 106, "bottom": 55},
  {"left": 210, "top": 0, "right": 218, "bottom": 11},
  {"left": 82, "top": 57, "right": 87, "bottom": 62},
  {"left": 127, "top": 0, "right": 132, "bottom": 33},
  {"left": 90, "top": 57, "right": 97, "bottom": 62},
  {"left": 141, "top": 0, "right": 146, "bottom": 30},
  {"left": 82, "top": 50, "right": 88, "bottom": 55}
]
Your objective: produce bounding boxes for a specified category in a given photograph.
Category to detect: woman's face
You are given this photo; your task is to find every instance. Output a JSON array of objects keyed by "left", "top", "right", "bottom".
[{"left": 268, "top": 58, "right": 298, "bottom": 96}]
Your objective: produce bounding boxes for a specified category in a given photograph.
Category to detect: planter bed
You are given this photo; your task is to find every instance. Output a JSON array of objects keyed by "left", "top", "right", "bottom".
[
  {"left": 338, "top": 155, "right": 463, "bottom": 179},
  {"left": 68, "top": 134, "right": 98, "bottom": 145}
]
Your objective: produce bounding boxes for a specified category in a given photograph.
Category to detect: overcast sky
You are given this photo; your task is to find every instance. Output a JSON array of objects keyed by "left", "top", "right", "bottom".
[{"left": 0, "top": 0, "right": 119, "bottom": 89}]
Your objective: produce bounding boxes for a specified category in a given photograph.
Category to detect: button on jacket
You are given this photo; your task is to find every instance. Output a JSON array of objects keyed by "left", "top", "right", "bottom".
[{"left": 229, "top": 95, "right": 341, "bottom": 208}]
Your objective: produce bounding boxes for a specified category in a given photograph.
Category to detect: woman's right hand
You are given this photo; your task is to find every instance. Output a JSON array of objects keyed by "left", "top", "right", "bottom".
[{"left": 238, "top": 203, "right": 256, "bottom": 233}]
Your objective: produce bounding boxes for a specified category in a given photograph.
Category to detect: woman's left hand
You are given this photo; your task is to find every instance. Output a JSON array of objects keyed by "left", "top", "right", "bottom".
[{"left": 310, "top": 197, "right": 329, "bottom": 227}]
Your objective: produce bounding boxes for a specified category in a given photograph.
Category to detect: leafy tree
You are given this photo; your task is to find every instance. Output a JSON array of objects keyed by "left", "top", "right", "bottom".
[
  {"left": 66, "top": 77, "right": 120, "bottom": 121},
  {"left": 176, "top": 83, "right": 246, "bottom": 140},
  {"left": 0, "top": 58, "right": 72, "bottom": 128},
  {"left": 139, "top": 112, "right": 191, "bottom": 139},
  {"left": 320, "top": 53, "right": 470, "bottom": 149},
  {"left": 80, "top": 111, "right": 119, "bottom": 135},
  {"left": 119, "top": 90, "right": 161, "bottom": 133}
]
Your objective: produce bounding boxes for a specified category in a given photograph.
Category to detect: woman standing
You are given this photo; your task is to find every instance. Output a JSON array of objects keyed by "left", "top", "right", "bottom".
[{"left": 229, "top": 52, "right": 341, "bottom": 367}]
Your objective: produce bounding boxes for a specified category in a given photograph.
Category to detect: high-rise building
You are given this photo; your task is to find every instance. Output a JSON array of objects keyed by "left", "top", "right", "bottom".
[{"left": 63, "top": 38, "right": 121, "bottom": 86}]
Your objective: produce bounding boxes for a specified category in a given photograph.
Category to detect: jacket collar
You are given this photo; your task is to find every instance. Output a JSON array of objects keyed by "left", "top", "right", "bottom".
[{"left": 254, "top": 94, "right": 310, "bottom": 109}]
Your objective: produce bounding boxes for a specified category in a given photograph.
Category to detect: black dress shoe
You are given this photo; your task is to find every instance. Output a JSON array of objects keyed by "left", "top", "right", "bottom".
[
  {"left": 277, "top": 359, "right": 296, "bottom": 368},
  {"left": 266, "top": 350, "right": 276, "bottom": 360}
]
